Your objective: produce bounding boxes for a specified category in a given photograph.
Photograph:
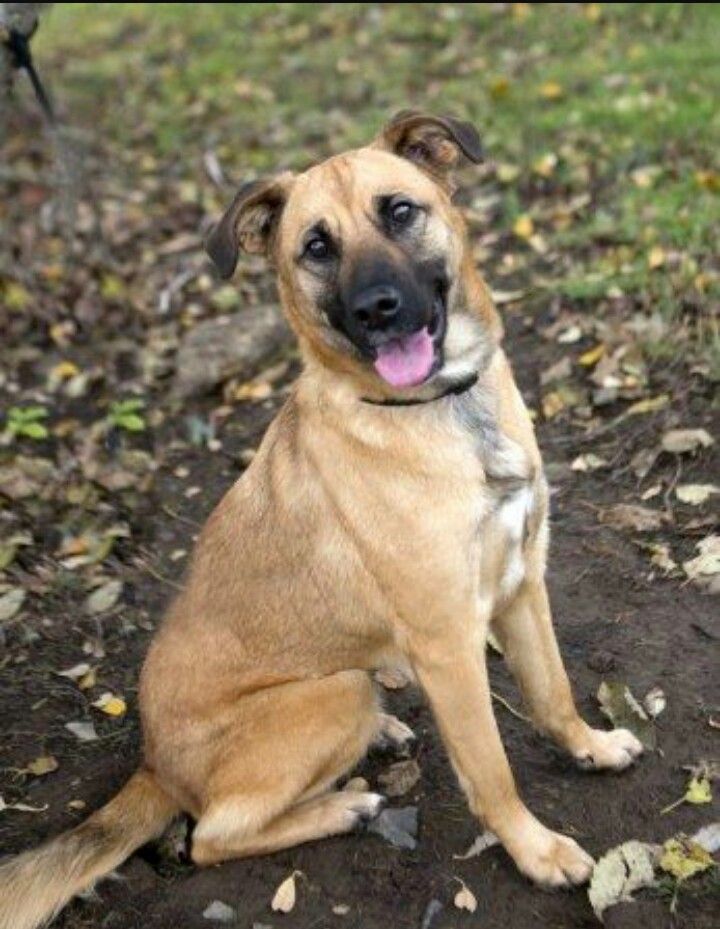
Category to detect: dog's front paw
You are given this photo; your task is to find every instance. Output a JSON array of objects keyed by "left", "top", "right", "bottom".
[
  {"left": 504, "top": 815, "right": 594, "bottom": 888},
  {"left": 573, "top": 727, "right": 644, "bottom": 772}
]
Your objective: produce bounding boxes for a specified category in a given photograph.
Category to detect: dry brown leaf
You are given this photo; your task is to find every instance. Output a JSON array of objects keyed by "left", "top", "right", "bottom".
[
  {"left": 453, "top": 880, "right": 478, "bottom": 913},
  {"left": 271, "top": 870, "right": 301, "bottom": 913},
  {"left": 600, "top": 504, "right": 667, "bottom": 533},
  {"left": 661, "top": 428, "right": 714, "bottom": 454}
]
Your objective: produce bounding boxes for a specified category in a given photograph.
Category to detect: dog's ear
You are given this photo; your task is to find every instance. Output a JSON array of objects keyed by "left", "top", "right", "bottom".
[
  {"left": 376, "top": 110, "right": 483, "bottom": 184},
  {"left": 205, "top": 173, "right": 294, "bottom": 278}
]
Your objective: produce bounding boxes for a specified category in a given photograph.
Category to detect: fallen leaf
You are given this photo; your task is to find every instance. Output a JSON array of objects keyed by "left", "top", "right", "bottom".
[
  {"left": 538, "top": 80, "right": 563, "bottom": 100},
  {"left": 626, "top": 395, "right": 669, "bottom": 416},
  {"left": 378, "top": 760, "right": 421, "bottom": 798},
  {"left": 0, "top": 795, "right": 48, "bottom": 814},
  {"left": 557, "top": 324, "right": 582, "bottom": 344},
  {"left": 683, "top": 535, "right": 720, "bottom": 580},
  {"left": 271, "top": 871, "right": 301, "bottom": 913},
  {"left": 0, "top": 587, "right": 26, "bottom": 622},
  {"left": 92, "top": 693, "right": 127, "bottom": 717},
  {"left": 646, "top": 543, "right": 677, "bottom": 574},
  {"left": 513, "top": 215, "right": 534, "bottom": 239},
  {"left": 57, "top": 662, "right": 92, "bottom": 682},
  {"left": 692, "top": 822, "right": 720, "bottom": 853},
  {"left": 597, "top": 681, "right": 656, "bottom": 748},
  {"left": 454, "top": 830, "right": 499, "bottom": 860},
  {"left": 496, "top": 163, "right": 520, "bottom": 183},
  {"left": 600, "top": 504, "right": 667, "bottom": 533},
  {"left": 661, "top": 428, "right": 714, "bottom": 454},
  {"left": 26, "top": 755, "right": 59, "bottom": 777},
  {"left": 65, "top": 720, "right": 98, "bottom": 742},
  {"left": 579, "top": 344, "right": 606, "bottom": 367},
  {"left": 643, "top": 687, "right": 666, "bottom": 718},
  {"left": 659, "top": 837, "right": 713, "bottom": 881},
  {"left": 588, "top": 841, "right": 658, "bottom": 920},
  {"left": 686, "top": 776, "right": 713, "bottom": 805},
  {"left": 85, "top": 579, "right": 123, "bottom": 615},
  {"left": 453, "top": 880, "right": 478, "bottom": 913},
  {"left": 675, "top": 484, "right": 719, "bottom": 506},
  {"left": 571, "top": 453, "right": 607, "bottom": 472},
  {"left": 662, "top": 774, "right": 713, "bottom": 815},
  {"left": 648, "top": 246, "right": 666, "bottom": 269}
]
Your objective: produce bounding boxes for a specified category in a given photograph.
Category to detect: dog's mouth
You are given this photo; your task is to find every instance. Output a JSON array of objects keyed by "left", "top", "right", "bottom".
[{"left": 371, "top": 286, "right": 446, "bottom": 389}]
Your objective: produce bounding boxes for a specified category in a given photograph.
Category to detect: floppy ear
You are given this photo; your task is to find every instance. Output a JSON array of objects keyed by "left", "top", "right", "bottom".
[
  {"left": 205, "top": 173, "right": 294, "bottom": 279},
  {"left": 376, "top": 110, "right": 483, "bottom": 184}
]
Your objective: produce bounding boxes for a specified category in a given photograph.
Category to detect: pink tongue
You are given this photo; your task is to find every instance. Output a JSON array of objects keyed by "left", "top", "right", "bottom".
[{"left": 373, "top": 327, "right": 435, "bottom": 388}]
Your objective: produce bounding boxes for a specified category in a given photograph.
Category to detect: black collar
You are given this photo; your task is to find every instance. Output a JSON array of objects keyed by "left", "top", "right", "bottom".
[{"left": 361, "top": 372, "right": 479, "bottom": 408}]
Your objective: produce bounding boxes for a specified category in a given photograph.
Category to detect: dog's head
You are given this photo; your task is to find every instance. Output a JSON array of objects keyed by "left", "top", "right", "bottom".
[{"left": 207, "top": 111, "right": 500, "bottom": 396}]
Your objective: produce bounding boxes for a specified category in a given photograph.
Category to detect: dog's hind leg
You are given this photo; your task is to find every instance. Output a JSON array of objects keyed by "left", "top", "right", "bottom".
[
  {"left": 190, "top": 669, "right": 383, "bottom": 866},
  {"left": 193, "top": 788, "right": 384, "bottom": 864}
]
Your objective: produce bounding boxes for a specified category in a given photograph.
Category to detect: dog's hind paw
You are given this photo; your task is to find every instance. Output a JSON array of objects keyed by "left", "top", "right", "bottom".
[{"left": 376, "top": 713, "right": 416, "bottom": 753}]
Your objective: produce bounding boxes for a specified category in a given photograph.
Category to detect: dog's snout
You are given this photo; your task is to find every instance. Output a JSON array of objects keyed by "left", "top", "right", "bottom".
[{"left": 351, "top": 285, "right": 402, "bottom": 330}]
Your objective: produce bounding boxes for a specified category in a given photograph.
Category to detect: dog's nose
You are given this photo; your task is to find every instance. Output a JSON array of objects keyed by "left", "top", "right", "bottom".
[{"left": 351, "top": 285, "right": 402, "bottom": 330}]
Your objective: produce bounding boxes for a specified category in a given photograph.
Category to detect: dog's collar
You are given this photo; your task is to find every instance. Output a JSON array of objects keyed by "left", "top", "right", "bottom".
[{"left": 361, "top": 372, "right": 479, "bottom": 408}]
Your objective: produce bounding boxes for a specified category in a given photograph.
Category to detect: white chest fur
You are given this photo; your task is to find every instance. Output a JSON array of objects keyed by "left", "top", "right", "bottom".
[{"left": 496, "top": 484, "right": 534, "bottom": 599}]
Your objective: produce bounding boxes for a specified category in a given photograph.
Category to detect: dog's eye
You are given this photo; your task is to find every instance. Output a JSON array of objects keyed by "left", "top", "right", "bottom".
[
  {"left": 389, "top": 199, "right": 415, "bottom": 226},
  {"left": 304, "top": 235, "right": 332, "bottom": 261}
]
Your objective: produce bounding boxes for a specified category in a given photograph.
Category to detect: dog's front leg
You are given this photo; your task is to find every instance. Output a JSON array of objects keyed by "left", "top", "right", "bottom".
[
  {"left": 493, "top": 580, "right": 644, "bottom": 771},
  {"left": 408, "top": 631, "right": 594, "bottom": 887}
]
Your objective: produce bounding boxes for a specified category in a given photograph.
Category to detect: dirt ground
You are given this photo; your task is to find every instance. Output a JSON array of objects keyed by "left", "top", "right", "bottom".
[{"left": 1, "top": 308, "right": 717, "bottom": 929}]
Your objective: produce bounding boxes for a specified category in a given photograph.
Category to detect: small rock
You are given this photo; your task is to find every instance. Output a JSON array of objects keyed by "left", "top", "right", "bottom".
[
  {"left": 368, "top": 806, "right": 418, "bottom": 850},
  {"left": 203, "top": 900, "right": 236, "bottom": 922},
  {"left": 174, "top": 306, "right": 292, "bottom": 397}
]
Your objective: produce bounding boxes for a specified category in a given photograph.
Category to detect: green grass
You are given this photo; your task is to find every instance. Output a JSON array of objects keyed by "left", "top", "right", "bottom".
[{"left": 34, "top": 2, "right": 720, "bottom": 362}]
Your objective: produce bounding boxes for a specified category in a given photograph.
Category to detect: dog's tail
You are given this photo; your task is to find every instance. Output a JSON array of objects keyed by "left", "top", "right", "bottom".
[{"left": 0, "top": 768, "right": 179, "bottom": 929}]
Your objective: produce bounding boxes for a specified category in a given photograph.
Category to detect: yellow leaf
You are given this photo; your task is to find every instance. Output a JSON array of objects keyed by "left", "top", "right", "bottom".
[
  {"left": 542, "top": 391, "right": 566, "bottom": 419},
  {"left": 488, "top": 76, "right": 510, "bottom": 100},
  {"left": 92, "top": 692, "right": 127, "bottom": 717},
  {"left": 695, "top": 170, "right": 720, "bottom": 193},
  {"left": 496, "top": 163, "right": 520, "bottom": 183},
  {"left": 26, "top": 755, "right": 59, "bottom": 777},
  {"left": 685, "top": 776, "right": 712, "bottom": 805},
  {"left": 626, "top": 395, "right": 669, "bottom": 416},
  {"left": 584, "top": 3, "right": 602, "bottom": 22},
  {"left": 539, "top": 81, "right": 564, "bottom": 101},
  {"left": 513, "top": 215, "right": 534, "bottom": 239},
  {"left": 532, "top": 152, "right": 558, "bottom": 177},
  {"left": 511, "top": 3, "right": 531, "bottom": 21},
  {"left": 660, "top": 837, "right": 713, "bottom": 881},
  {"left": 4, "top": 282, "right": 30, "bottom": 311},
  {"left": 648, "top": 246, "right": 666, "bottom": 269},
  {"left": 78, "top": 667, "right": 97, "bottom": 690},
  {"left": 579, "top": 343, "right": 606, "bottom": 367},
  {"left": 51, "top": 361, "right": 80, "bottom": 381}
]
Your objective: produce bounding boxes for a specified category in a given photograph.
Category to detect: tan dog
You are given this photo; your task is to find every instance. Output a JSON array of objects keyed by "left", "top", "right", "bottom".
[{"left": 0, "top": 112, "right": 643, "bottom": 929}]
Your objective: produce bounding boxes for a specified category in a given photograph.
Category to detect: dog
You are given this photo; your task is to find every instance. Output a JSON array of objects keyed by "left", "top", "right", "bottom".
[{"left": 0, "top": 111, "right": 644, "bottom": 929}]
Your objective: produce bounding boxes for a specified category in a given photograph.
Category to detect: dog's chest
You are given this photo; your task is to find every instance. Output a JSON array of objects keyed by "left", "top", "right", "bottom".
[{"left": 451, "top": 390, "right": 536, "bottom": 605}]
